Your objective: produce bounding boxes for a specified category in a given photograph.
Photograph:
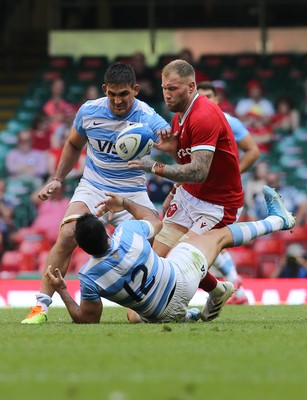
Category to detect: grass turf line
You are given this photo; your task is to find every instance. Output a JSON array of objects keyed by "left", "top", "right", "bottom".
[{"left": 0, "top": 305, "right": 307, "bottom": 400}]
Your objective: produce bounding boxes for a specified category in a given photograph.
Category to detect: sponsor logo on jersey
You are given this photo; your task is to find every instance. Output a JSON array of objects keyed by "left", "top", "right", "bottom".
[{"left": 177, "top": 147, "right": 191, "bottom": 158}]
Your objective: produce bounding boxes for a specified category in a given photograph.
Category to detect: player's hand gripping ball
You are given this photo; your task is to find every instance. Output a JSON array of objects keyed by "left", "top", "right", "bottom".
[{"left": 115, "top": 123, "right": 154, "bottom": 161}]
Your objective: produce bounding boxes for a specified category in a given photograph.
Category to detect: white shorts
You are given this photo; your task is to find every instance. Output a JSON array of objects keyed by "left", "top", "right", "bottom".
[
  {"left": 145, "top": 243, "right": 208, "bottom": 323},
  {"left": 163, "top": 186, "right": 243, "bottom": 235},
  {"left": 70, "top": 180, "right": 157, "bottom": 227}
]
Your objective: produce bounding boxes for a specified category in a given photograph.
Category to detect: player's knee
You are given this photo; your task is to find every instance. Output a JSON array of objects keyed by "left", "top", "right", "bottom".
[
  {"left": 57, "top": 219, "right": 78, "bottom": 250},
  {"left": 127, "top": 309, "right": 142, "bottom": 323},
  {"left": 155, "top": 224, "right": 185, "bottom": 249}
]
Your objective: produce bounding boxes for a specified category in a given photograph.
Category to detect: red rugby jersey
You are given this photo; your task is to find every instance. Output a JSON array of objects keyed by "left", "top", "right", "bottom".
[{"left": 172, "top": 94, "right": 244, "bottom": 209}]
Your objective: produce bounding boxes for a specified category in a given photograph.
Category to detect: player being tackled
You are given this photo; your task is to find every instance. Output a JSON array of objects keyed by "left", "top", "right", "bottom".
[{"left": 21, "top": 185, "right": 296, "bottom": 325}]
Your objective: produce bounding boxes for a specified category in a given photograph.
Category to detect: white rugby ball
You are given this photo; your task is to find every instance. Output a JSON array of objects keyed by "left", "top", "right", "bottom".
[{"left": 115, "top": 123, "right": 154, "bottom": 161}]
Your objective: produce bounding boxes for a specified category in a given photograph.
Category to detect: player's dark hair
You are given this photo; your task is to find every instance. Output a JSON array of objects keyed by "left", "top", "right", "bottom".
[
  {"left": 197, "top": 81, "right": 217, "bottom": 96},
  {"left": 75, "top": 214, "right": 109, "bottom": 256},
  {"left": 104, "top": 62, "right": 136, "bottom": 87}
]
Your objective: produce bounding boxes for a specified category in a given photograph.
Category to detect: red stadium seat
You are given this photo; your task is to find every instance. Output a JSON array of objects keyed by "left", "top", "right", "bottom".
[
  {"left": 19, "top": 237, "right": 51, "bottom": 271},
  {"left": 42, "top": 70, "right": 62, "bottom": 81},
  {"left": 236, "top": 53, "right": 259, "bottom": 67},
  {"left": 1, "top": 250, "right": 24, "bottom": 273},
  {"left": 260, "top": 261, "right": 280, "bottom": 278},
  {"left": 253, "top": 235, "right": 285, "bottom": 278},
  {"left": 14, "top": 227, "right": 47, "bottom": 245},
  {"left": 79, "top": 56, "right": 109, "bottom": 69},
  {"left": 46, "top": 56, "right": 74, "bottom": 69},
  {"left": 76, "top": 70, "right": 98, "bottom": 82},
  {"left": 229, "top": 246, "right": 259, "bottom": 278},
  {"left": 253, "top": 235, "right": 285, "bottom": 256},
  {"left": 280, "top": 225, "right": 307, "bottom": 250}
]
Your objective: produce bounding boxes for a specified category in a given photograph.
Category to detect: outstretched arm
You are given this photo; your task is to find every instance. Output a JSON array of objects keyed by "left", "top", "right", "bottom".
[
  {"left": 38, "top": 127, "right": 87, "bottom": 201},
  {"left": 96, "top": 192, "right": 163, "bottom": 237},
  {"left": 45, "top": 266, "right": 102, "bottom": 324},
  {"left": 128, "top": 150, "right": 214, "bottom": 183},
  {"left": 237, "top": 133, "right": 260, "bottom": 173}
]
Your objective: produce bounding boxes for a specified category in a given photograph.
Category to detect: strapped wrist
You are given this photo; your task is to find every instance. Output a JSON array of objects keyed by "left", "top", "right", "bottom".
[
  {"left": 151, "top": 162, "right": 166, "bottom": 177},
  {"left": 52, "top": 177, "right": 63, "bottom": 184}
]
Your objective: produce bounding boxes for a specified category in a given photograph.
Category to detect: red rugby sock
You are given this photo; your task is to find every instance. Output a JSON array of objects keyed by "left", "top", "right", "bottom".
[{"left": 199, "top": 271, "right": 218, "bottom": 292}]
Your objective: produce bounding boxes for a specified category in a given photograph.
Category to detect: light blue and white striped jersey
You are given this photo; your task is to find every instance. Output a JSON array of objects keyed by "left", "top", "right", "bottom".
[
  {"left": 224, "top": 112, "right": 249, "bottom": 143},
  {"left": 79, "top": 220, "right": 176, "bottom": 319},
  {"left": 73, "top": 97, "right": 170, "bottom": 193}
]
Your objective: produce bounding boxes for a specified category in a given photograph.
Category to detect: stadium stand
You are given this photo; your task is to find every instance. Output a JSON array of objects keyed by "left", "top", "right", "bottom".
[
  {"left": 228, "top": 246, "right": 259, "bottom": 278},
  {"left": 253, "top": 235, "right": 286, "bottom": 278},
  {"left": 0, "top": 51, "right": 307, "bottom": 277}
]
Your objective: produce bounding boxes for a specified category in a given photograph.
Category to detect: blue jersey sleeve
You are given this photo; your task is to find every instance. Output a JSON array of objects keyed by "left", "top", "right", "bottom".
[
  {"left": 116, "top": 219, "right": 152, "bottom": 239},
  {"left": 147, "top": 110, "right": 171, "bottom": 143},
  {"left": 79, "top": 273, "right": 101, "bottom": 301},
  {"left": 73, "top": 103, "right": 87, "bottom": 137},
  {"left": 224, "top": 113, "right": 249, "bottom": 143}
]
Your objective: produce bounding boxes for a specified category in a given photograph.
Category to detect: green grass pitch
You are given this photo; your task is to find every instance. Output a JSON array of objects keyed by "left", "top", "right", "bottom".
[{"left": 1, "top": 305, "right": 307, "bottom": 400}]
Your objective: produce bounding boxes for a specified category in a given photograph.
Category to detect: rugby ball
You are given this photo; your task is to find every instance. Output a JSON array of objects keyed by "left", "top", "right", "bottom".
[{"left": 115, "top": 123, "right": 154, "bottom": 161}]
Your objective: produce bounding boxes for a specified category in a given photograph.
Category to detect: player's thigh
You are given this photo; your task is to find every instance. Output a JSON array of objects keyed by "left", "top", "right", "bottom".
[
  {"left": 154, "top": 221, "right": 188, "bottom": 256},
  {"left": 64, "top": 200, "right": 90, "bottom": 218},
  {"left": 70, "top": 181, "right": 106, "bottom": 215},
  {"left": 69, "top": 181, "right": 129, "bottom": 225},
  {"left": 160, "top": 246, "right": 206, "bottom": 321},
  {"left": 124, "top": 191, "right": 157, "bottom": 211}
]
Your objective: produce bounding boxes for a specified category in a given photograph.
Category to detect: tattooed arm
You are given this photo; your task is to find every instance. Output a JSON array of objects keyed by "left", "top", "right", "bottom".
[{"left": 128, "top": 150, "right": 214, "bottom": 183}]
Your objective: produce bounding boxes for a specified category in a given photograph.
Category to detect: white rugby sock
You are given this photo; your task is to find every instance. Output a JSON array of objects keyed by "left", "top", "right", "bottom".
[{"left": 36, "top": 293, "right": 52, "bottom": 312}]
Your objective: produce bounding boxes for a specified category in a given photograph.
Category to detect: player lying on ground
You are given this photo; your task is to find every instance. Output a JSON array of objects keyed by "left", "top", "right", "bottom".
[{"left": 46, "top": 186, "right": 295, "bottom": 324}]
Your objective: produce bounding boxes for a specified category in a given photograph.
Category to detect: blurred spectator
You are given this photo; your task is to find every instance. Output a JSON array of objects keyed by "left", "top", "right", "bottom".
[
  {"left": 197, "top": 81, "right": 260, "bottom": 173},
  {"left": 244, "top": 112, "right": 273, "bottom": 154},
  {"left": 235, "top": 80, "right": 275, "bottom": 154},
  {"left": 272, "top": 244, "right": 307, "bottom": 278},
  {"left": 42, "top": 78, "right": 75, "bottom": 136},
  {"left": 29, "top": 184, "right": 70, "bottom": 244},
  {"left": 244, "top": 160, "right": 269, "bottom": 220},
  {"left": 246, "top": 169, "right": 307, "bottom": 223},
  {"left": 5, "top": 130, "right": 48, "bottom": 187},
  {"left": 48, "top": 126, "right": 86, "bottom": 180},
  {"left": 212, "top": 80, "right": 236, "bottom": 115},
  {"left": 30, "top": 114, "right": 53, "bottom": 151},
  {"left": 236, "top": 80, "right": 275, "bottom": 123},
  {"left": 130, "top": 51, "right": 157, "bottom": 104},
  {"left": 178, "top": 48, "right": 209, "bottom": 83},
  {"left": 271, "top": 94, "right": 300, "bottom": 135},
  {"left": 0, "top": 179, "right": 15, "bottom": 255},
  {"left": 75, "top": 84, "right": 101, "bottom": 111},
  {"left": 82, "top": 84, "right": 100, "bottom": 101},
  {"left": 266, "top": 172, "right": 307, "bottom": 226}
]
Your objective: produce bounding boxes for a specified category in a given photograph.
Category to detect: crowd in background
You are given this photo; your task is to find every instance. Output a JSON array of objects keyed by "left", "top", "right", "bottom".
[{"left": 0, "top": 49, "right": 306, "bottom": 278}]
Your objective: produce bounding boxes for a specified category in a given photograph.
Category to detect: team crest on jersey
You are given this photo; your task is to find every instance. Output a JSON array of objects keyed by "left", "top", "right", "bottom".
[{"left": 166, "top": 203, "right": 178, "bottom": 217}]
